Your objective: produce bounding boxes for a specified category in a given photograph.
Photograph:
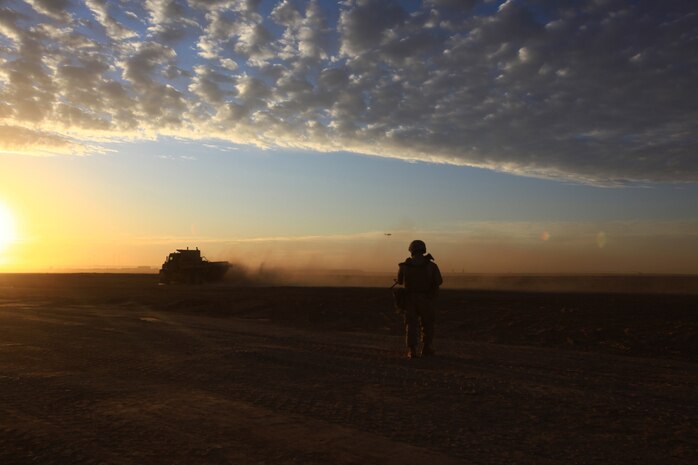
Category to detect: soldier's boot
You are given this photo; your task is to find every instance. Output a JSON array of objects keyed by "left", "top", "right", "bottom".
[{"left": 407, "top": 346, "right": 419, "bottom": 359}]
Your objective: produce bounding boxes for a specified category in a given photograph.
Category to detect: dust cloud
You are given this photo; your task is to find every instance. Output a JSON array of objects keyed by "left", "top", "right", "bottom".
[
  {"left": 221, "top": 259, "right": 698, "bottom": 294},
  {"left": 223, "top": 262, "right": 286, "bottom": 286},
  {"left": 222, "top": 259, "right": 395, "bottom": 288}
]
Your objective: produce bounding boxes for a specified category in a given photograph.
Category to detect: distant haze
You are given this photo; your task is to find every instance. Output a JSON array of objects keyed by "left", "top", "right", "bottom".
[{"left": 5, "top": 220, "right": 697, "bottom": 275}]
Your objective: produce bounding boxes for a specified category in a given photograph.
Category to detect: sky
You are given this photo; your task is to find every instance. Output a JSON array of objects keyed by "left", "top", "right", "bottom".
[{"left": 0, "top": 0, "right": 697, "bottom": 274}]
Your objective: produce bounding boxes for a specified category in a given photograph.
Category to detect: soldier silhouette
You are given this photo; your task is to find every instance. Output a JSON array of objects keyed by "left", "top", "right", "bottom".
[{"left": 397, "top": 240, "right": 443, "bottom": 359}]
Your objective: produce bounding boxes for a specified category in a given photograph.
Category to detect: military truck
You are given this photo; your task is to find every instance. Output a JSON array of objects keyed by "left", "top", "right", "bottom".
[{"left": 159, "top": 248, "right": 230, "bottom": 284}]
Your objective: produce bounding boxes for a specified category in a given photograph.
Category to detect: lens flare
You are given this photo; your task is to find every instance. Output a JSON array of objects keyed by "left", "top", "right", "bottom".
[{"left": 596, "top": 231, "right": 607, "bottom": 248}]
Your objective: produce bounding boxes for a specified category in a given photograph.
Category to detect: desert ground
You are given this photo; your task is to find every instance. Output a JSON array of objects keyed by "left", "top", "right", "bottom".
[{"left": 0, "top": 273, "right": 697, "bottom": 464}]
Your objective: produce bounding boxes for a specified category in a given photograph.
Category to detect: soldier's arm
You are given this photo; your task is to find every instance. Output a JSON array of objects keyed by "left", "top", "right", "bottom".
[
  {"left": 432, "top": 263, "right": 443, "bottom": 287},
  {"left": 397, "top": 264, "right": 404, "bottom": 285}
]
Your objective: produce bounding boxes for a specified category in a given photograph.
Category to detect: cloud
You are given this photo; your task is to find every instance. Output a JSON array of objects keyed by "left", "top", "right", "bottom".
[
  {"left": 272, "top": 0, "right": 329, "bottom": 61},
  {"left": 85, "top": 0, "right": 137, "bottom": 40},
  {"left": 0, "top": 125, "right": 89, "bottom": 155},
  {"left": 24, "top": 0, "right": 73, "bottom": 21},
  {"left": 0, "top": 0, "right": 697, "bottom": 183},
  {"left": 188, "top": 64, "right": 236, "bottom": 104},
  {"left": 144, "top": 0, "right": 200, "bottom": 43}
]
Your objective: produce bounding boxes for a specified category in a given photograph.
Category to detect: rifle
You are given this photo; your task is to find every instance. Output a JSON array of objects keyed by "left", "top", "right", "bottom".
[{"left": 391, "top": 279, "right": 406, "bottom": 314}]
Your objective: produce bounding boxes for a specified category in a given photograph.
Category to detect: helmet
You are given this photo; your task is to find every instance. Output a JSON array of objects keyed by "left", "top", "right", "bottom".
[{"left": 408, "top": 240, "right": 426, "bottom": 255}]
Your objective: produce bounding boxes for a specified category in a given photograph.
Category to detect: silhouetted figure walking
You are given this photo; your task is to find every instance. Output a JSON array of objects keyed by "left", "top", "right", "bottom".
[{"left": 397, "top": 240, "right": 443, "bottom": 359}]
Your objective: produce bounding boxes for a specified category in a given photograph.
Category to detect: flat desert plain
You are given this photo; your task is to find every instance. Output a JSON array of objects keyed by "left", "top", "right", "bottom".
[{"left": 0, "top": 274, "right": 697, "bottom": 464}]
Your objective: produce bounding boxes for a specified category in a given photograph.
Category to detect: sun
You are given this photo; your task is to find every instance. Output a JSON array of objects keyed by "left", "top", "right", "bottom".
[{"left": 0, "top": 202, "right": 17, "bottom": 253}]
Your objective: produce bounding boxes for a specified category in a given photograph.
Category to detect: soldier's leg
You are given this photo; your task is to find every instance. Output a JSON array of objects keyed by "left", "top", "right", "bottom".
[
  {"left": 404, "top": 296, "right": 419, "bottom": 357},
  {"left": 418, "top": 297, "right": 435, "bottom": 355}
]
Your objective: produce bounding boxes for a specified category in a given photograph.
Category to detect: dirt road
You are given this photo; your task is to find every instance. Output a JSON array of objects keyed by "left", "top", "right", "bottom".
[{"left": 0, "top": 279, "right": 697, "bottom": 464}]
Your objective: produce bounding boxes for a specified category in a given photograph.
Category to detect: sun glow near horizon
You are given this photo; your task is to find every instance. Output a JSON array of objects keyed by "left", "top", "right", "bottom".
[{"left": 0, "top": 202, "right": 18, "bottom": 255}]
